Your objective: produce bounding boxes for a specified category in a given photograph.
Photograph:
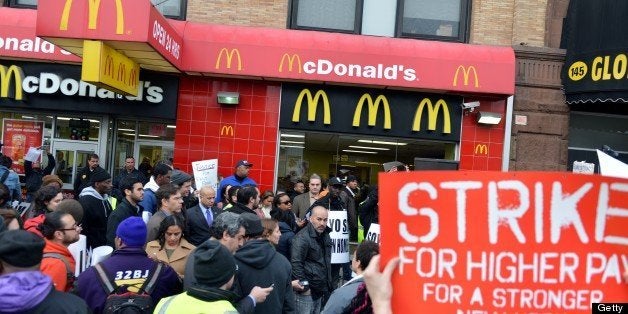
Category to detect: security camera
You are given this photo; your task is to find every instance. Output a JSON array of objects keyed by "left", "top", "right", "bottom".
[{"left": 462, "top": 101, "right": 480, "bottom": 110}]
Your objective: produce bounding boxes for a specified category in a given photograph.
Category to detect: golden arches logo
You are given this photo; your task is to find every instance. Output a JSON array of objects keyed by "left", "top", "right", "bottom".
[
  {"left": 352, "top": 94, "right": 391, "bottom": 129},
  {"left": 215, "top": 48, "right": 243, "bottom": 71},
  {"left": 60, "top": 0, "right": 125, "bottom": 35},
  {"left": 292, "top": 89, "right": 331, "bottom": 125},
  {"left": 220, "top": 125, "right": 234, "bottom": 136},
  {"left": 279, "top": 54, "right": 302, "bottom": 73},
  {"left": 0, "top": 65, "right": 24, "bottom": 100},
  {"left": 475, "top": 144, "right": 488, "bottom": 155},
  {"left": 453, "top": 65, "right": 479, "bottom": 87},
  {"left": 412, "top": 99, "right": 451, "bottom": 134}
]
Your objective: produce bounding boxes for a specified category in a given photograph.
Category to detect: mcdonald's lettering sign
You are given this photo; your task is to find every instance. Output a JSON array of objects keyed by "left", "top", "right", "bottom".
[
  {"left": 292, "top": 89, "right": 331, "bottom": 125},
  {"left": 60, "top": 0, "right": 125, "bottom": 35},
  {"left": 352, "top": 94, "right": 391, "bottom": 129},
  {"left": 412, "top": 99, "right": 451, "bottom": 134},
  {"left": 279, "top": 53, "right": 302, "bottom": 73},
  {"left": 220, "top": 125, "right": 234, "bottom": 136},
  {"left": 81, "top": 40, "right": 140, "bottom": 96},
  {"left": 475, "top": 144, "right": 488, "bottom": 155},
  {"left": 215, "top": 48, "right": 243, "bottom": 71},
  {"left": 453, "top": 65, "right": 479, "bottom": 88},
  {"left": 0, "top": 65, "right": 24, "bottom": 100}
]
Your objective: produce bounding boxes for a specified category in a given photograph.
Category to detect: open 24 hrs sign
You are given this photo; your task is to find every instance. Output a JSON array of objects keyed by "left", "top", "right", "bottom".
[{"left": 379, "top": 171, "right": 628, "bottom": 313}]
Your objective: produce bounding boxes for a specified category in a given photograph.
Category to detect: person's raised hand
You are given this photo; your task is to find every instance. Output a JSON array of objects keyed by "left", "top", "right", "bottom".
[{"left": 362, "top": 255, "right": 400, "bottom": 314}]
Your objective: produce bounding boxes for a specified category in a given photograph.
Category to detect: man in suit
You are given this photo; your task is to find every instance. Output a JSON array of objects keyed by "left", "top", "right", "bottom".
[
  {"left": 291, "top": 173, "right": 322, "bottom": 219},
  {"left": 186, "top": 185, "right": 222, "bottom": 246}
]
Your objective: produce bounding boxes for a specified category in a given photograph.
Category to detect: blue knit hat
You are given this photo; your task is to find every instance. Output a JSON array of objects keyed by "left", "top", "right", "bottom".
[{"left": 116, "top": 217, "right": 146, "bottom": 247}]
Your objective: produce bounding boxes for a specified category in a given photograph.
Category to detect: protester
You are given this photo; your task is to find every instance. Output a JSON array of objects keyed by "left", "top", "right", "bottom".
[
  {"left": 146, "top": 214, "right": 195, "bottom": 278},
  {"left": 288, "top": 180, "right": 305, "bottom": 201},
  {"left": 0, "top": 155, "right": 21, "bottom": 202},
  {"left": 38, "top": 211, "right": 80, "bottom": 292},
  {"left": 216, "top": 160, "right": 258, "bottom": 207},
  {"left": 291, "top": 205, "right": 333, "bottom": 313},
  {"left": 76, "top": 217, "right": 182, "bottom": 313},
  {"left": 223, "top": 185, "right": 240, "bottom": 211},
  {"left": 106, "top": 176, "right": 144, "bottom": 247},
  {"left": 24, "top": 150, "right": 56, "bottom": 202},
  {"left": 322, "top": 241, "right": 379, "bottom": 313},
  {"left": 234, "top": 214, "right": 296, "bottom": 313},
  {"left": 186, "top": 185, "right": 222, "bottom": 246},
  {"left": 170, "top": 169, "right": 194, "bottom": 210},
  {"left": 154, "top": 240, "right": 241, "bottom": 313},
  {"left": 138, "top": 163, "right": 172, "bottom": 221},
  {"left": 361, "top": 255, "right": 400, "bottom": 314},
  {"left": 227, "top": 186, "right": 261, "bottom": 216},
  {"left": 270, "top": 193, "right": 298, "bottom": 260},
  {"left": 24, "top": 186, "right": 63, "bottom": 236},
  {"left": 41, "top": 174, "right": 63, "bottom": 189},
  {"left": 55, "top": 199, "right": 84, "bottom": 227},
  {"left": 0, "top": 183, "right": 11, "bottom": 209},
  {"left": 0, "top": 208, "right": 21, "bottom": 230},
  {"left": 146, "top": 183, "right": 183, "bottom": 242},
  {"left": 259, "top": 190, "right": 274, "bottom": 218},
  {"left": 0, "top": 230, "right": 90, "bottom": 313},
  {"left": 261, "top": 218, "right": 282, "bottom": 246},
  {"left": 78, "top": 168, "right": 113, "bottom": 249},
  {"left": 292, "top": 174, "right": 322, "bottom": 219}
]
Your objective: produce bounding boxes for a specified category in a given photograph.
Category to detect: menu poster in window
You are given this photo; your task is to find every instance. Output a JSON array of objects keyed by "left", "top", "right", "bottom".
[
  {"left": 1, "top": 119, "right": 44, "bottom": 174},
  {"left": 192, "top": 159, "right": 218, "bottom": 191},
  {"left": 379, "top": 171, "right": 628, "bottom": 313}
]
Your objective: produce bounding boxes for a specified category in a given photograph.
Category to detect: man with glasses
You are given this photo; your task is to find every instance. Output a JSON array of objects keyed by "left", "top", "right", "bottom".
[
  {"left": 146, "top": 183, "right": 183, "bottom": 242},
  {"left": 40, "top": 211, "right": 81, "bottom": 292}
]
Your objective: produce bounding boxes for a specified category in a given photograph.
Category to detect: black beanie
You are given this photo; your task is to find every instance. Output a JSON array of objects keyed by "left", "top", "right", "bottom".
[
  {"left": 0, "top": 230, "right": 45, "bottom": 268},
  {"left": 90, "top": 168, "right": 112, "bottom": 184},
  {"left": 193, "top": 240, "right": 236, "bottom": 287}
]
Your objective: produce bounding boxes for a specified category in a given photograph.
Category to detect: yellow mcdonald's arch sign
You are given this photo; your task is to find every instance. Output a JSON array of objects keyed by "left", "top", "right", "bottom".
[
  {"left": 475, "top": 144, "right": 488, "bottom": 155},
  {"left": 82, "top": 40, "right": 140, "bottom": 96},
  {"left": 215, "top": 48, "right": 243, "bottom": 71},
  {"left": 60, "top": 0, "right": 125, "bottom": 35},
  {"left": 279, "top": 53, "right": 302, "bottom": 73},
  {"left": 453, "top": 65, "right": 479, "bottom": 88},
  {"left": 0, "top": 65, "right": 24, "bottom": 100},
  {"left": 352, "top": 94, "right": 391, "bottom": 129},
  {"left": 292, "top": 89, "right": 331, "bottom": 125},
  {"left": 220, "top": 125, "right": 234, "bottom": 136},
  {"left": 412, "top": 98, "right": 451, "bottom": 133}
]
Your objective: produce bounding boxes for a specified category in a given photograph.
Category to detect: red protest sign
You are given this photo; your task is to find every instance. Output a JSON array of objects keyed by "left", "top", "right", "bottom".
[{"left": 379, "top": 171, "right": 628, "bottom": 313}]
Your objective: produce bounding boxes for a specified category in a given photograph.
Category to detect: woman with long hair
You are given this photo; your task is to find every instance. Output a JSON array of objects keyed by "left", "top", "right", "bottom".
[
  {"left": 145, "top": 213, "right": 195, "bottom": 278},
  {"left": 24, "top": 185, "right": 63, "bottom": 236},
  {"left": 259, "top": 190, "right": 274, "bottom": 218}
]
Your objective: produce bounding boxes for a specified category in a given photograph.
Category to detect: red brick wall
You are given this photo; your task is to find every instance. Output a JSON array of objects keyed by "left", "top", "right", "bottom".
[
  {"left": 459, "top": 99, "right": 507, "bottom": 171},
  {"left": 174, "top": 77, "right": 280, "bottom": 192}
]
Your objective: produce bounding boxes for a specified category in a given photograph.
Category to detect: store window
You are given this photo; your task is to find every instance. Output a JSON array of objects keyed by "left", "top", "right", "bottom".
[
  {"left": 6, "top": 0, "right": 37, "bottom": 7},
  {"left": 0, "top": 112, "right": 53, "bottom": 175},
  {"left": 54, "top": 117, "right": 100, "bottom": 142},
  {"left": 276, "top": 130, "right": 456, "bottom": 191},
  {"left": 151, "top": 0, "right": 187, "bottom": 20},
  {"left": 289, "top": 0, "right": 363, "bottom": 33},
  {"left": 568, "top": 112, "right": 628, "bottom": 172},
  {"left": 397, "top": 0, "right": 470, "bottom": 42}
]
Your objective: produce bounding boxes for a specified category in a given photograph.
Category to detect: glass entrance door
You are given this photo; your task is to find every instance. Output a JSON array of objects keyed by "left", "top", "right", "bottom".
[
  {"left": 52, "top": 140, "right": 99, "bottom": 191},
  {"left": 134, "top": 140, "right": 174, "bottom": 178}
]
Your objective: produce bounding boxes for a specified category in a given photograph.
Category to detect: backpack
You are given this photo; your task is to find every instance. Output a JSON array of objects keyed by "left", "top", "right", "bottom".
[
  {"left": 42, "top": 252, "right": 76, "bottom": 292},
  {"left": 94, "top": 262, "right": 164, "bottom": 314}
]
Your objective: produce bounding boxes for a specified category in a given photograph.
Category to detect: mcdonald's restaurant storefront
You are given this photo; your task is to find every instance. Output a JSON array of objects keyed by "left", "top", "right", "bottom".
[{"left": 1, "top": 4, "right": 515, "bottom": 193}]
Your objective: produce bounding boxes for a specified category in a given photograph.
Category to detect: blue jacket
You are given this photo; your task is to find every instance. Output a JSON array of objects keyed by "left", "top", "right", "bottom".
[
  {"left": 138, "top": 188, "right": 157, "bottom": 214},
  {"left": 215, "top": 174, "right": 257, "bottom": 204},
  {"left": 0, "top": 165, "right": 21, "bottom": 202},
  {"left": 76, "top": 247, "right": 182, "bottom": 314}
]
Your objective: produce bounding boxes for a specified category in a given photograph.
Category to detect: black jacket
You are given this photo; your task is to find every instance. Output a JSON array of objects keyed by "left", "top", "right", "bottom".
[
  {"left": 226, "top": 202, "right": 256, "bottom": 215},
  {"left": 185, "top": 204, "right": 223, "bottom": 246},
  {"left": 290, "top": 223, "right": 332, "bottom": 299},
  {"left": 24, "top": 153, "right": 56, "bottom": 195},
  {"left": 24, "top": 286, "right": 90, "bottom": 314},
  {"left": 106, "top": 198, "right": 142, "bottom": 247},
  {"left": 276, "top": 221, "right": 295, "bottom": 261},
  {"left": 358, "top": 186, "right": 378, "bottom": 233},
  {"left": 79, "top": 187, "right": 113, "bottom": 249},
  {"left": 111, "top": 168, "right": 146, "bottom": 200},
  {"left": 74, "top": 166, "right": 103, "bottom": 196},
  {"left": 234, "top": 239, "right": 295, "bottom": 314}
]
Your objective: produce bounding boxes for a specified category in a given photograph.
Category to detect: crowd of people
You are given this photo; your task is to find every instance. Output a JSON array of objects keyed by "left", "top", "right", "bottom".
[{"left": 0, "top": 154, "right": 398, "bottom": 313}]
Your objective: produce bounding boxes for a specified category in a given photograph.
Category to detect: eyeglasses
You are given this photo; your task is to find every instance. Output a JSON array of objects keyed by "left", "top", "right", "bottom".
[
  {"left": 59, "top": 224, "right": 82, "bottom": 231},
  {"left": 280, "top": 200, "right": 292, "bottom": 205}
]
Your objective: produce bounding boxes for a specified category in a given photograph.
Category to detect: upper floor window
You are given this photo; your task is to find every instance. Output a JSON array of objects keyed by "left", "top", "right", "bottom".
[
  {"left": 6, "top": 0, "right": 186, "bottom": 21},
  {"left": 397, "top": 0, "right": 470, "bottom": 42},
  {"left": 289, "top": 0, "right": 363, "bottom": 34}
]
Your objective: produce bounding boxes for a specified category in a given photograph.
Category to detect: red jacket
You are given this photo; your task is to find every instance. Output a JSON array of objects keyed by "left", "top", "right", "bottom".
[
  {"left": 24, "top": 214, "right": 45, "bottom": 237},
  {"left": 41, "top": 239, "right": 76, "bottom": 292}
]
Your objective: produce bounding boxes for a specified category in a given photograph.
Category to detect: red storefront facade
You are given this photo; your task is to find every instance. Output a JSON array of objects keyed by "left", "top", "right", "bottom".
[{"left": 2, "top": 2, "right": 515, "bottom": 192}]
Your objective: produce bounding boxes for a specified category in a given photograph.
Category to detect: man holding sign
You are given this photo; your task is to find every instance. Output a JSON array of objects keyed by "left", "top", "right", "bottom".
[{"left": 291, "top": 205, "right": 332, "bottom": 314}]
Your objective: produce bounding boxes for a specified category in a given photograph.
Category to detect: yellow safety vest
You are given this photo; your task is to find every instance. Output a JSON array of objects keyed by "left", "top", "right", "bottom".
[{"left": 154, "top": 293, "right": 237, "bottom": 314}]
